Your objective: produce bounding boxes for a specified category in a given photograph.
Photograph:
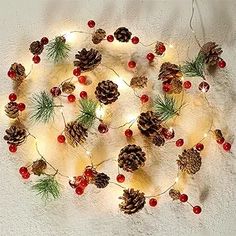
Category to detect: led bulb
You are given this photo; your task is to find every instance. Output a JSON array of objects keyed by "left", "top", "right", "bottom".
[{"left": 175, "top": 177, "right": 179, "bottom": 183}]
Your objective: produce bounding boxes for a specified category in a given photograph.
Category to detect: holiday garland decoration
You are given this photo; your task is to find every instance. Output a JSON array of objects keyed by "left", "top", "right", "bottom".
[{"left": 3, "top": 1, "right": 233, "bottom": 216}]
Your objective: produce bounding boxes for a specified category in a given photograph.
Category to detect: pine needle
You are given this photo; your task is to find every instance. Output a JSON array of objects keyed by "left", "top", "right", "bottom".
[
  {"left": 77, "top": 99, "right": 98, "bottom": 128},
  {"left": 32, "top": 176, "right": 61, "bottom": 202},
  {"left": 46, "top": 36, "right": 71, "bottom": 63}
]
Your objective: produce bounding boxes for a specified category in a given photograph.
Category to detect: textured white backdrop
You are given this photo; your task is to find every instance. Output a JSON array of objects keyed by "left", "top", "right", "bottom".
[{"left": 0, "top": 0, "right": 236, "bottom": 235}]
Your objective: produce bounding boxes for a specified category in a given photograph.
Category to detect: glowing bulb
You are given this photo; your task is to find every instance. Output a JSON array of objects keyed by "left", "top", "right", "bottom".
[
  {"left": 204, "top": 133, "right": 208, "bottom": 138},
  {"left": 175, "top": 177, "right": 179, "bottom": 183},
  {"left": 63, "top": 32, "right": 76, "bottom": 43},
  {"left": 96, "top": 106, "right": 105, "bottom": 118},
  {"left": 86, "top": 150, "right": 91, "bottom": 156},
  {"left": 126, "top": 113, "right": 137, "bottom": 123},
  {"left": 113, "top": 77, "right": 128, "bottom": 90},
  {"left": 169, "top": 44, "right": 174, "bottom": 48}
]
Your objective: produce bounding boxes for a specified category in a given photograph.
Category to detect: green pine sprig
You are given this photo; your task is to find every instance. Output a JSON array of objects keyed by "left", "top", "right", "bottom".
[
  {"left": 32, "top": 176, "right": 61, "bottom": 202},
  {"left": 77, "top": 99, "right": 98, "bottom": 128},
  {"left": 154, "top": 95, "right": 180, "bottom": 121},
  {"left": 46, "top": 36, "right": 71, "bottom": 63}
]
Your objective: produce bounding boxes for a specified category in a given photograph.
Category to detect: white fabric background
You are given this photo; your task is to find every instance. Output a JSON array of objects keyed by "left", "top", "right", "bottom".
[{"left": 0, "top": 0, "right": 236, "bottom": 235}]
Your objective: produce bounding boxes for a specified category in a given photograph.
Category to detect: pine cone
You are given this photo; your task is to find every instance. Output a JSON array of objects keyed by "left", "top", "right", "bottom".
[
  {"left": 119, "top": 188, "right": 146, "bottom": 214},
  {"left": 155, "top": 41, "right": 165, "bottom": 55},
  {"left": 74, "top": 48, "right": 102, "bottom": 72},
  {"left": 95, "top": 80, "right": 120, "bottom": 105},
  {"left": 130, "top": 76, "right": 148, "bottom": 89},
  {"left": 114, "top": 27, "right": 132, "bottom": 42},
  {"left": 177, "top": 148, "right": 202, "bottom": 174},
  {"left": 152, "top": 134, "right": 165, "bottom": 147},
  {"left": 29, "top": 41, "right": 44, "bottom": 55},
  {"left": 92, "top": 29, "right": 106, "bottom": 44},
  {"left": 93, "top": 172, "right": 110, "bottom": 188},
  {"left": 214, "top": 129, "right": 224, "bottom": 141},
  {"left": 199, "top": 42, "right": 223, "bottom": 66},
  {"left": 64, "top": 121, "right": 88, "bottom": 147},
  {"left": 61, "top": 82, "right": 75, "bottom": 94},
  {"left": 158, "top": 62, "right": 183, "bottom": 82},
  {"left": 137, "top": 111, "right": 162, "bottom": 137},
  {"left": 169, "top": 189, "right": 181, "bottom": 200},
  {"left": 118, "top": 144, "right": 146, "bottom": 172},
  {"left": 167, "top": 78, "right": 183, "bottom": 94},
  {"left": 4, "top": 125, "right": 27, "bottom": 146},
  {"left": 31, "top": 159, "right": 47, "bottom": 176},
  {"left": 5, "top": 102, "right": 19, "bottom": 119},
  {"left": 10, "top": 63, "right": 26, "bottom": 82}
]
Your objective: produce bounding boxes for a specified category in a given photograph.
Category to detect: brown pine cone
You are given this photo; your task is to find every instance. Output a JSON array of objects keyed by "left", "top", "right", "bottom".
[
  {"left": 158, "top": 62, "right": 183, "bottom": 82},
  {"left": 4, "top": 125, "right": 27, "bottom": 146},
  {"left": 130, "top": 76, "right": 148, "bottom": 89},
  {"left": 93, "top": 172, "right": 110, "bottom": 188},
  {"left": 95, "top": 80, "right": 120, "bottom": 105},
  {"left": 92, "top": 29, "right": 106, "bottom": 44},
  {"left": 61, "top": 82, "right": 75, "bottom": 94},
  {"left": 199, "top": 42, "right": 223, "bottom": 66},
  {"left": 9, "top": 63, "right": 26, "bottom": 82},
  {"left": 169, "top": 189, "right": 181, "bottom": 200},
  {"left": 137, "top": 111, "right": 162, "bottom": 137},
  {"left": 167, "top": 78, "right": 183, "bottom": 94},
  {"left": 29, "top": 41, "right": 44, "bottom": 55},
  {"left": 74, "top": 48, "right": 102, "bottom": 72},
  {"left": 119, "top": 188, "right": 146, "bottom": 214},
  {"left": 31, "top": 159, "right": 47, "bottom": 176},
  {"left": 114, "top": 27, "right": 132, "bottom": 42},
  {"left": 155, "top": 41, "right": 165, "bottom": 55},
  {"left": 5, "top": 102, "right": 19, "bottom": 119},
  {"left": 177, "top": 148, "right": 202, "bottom": 175},
  {"left": 118, "top": 144, "right": 146, "bottom": 172},
  {"left": 152, "top": 134, "right": 165, "bottom": 147},
  {"left": 214, "top": 129, "right": 224, "bottom": 141},
  {"left": 64, "top": 121, "right": 88, "bottom": 147}
]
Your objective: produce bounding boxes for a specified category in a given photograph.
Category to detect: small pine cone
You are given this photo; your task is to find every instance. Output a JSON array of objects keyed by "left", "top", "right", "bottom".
[
  {"left": 31, "top": 159, "right": 47, "bottom": 176},
  {"left": 119, "top": 188, "right": 146, "bottom": 214},
  {"left": 118, "top": 144, "right": 146, "bottom": 172},
  {"left": 152, "top": 134, "right": 165, "bottom": 147},
  {"left": 214, "top": 129, "right": 224, "bottom": 140},
  {"left": 29, "top": 41, "right": 44, "bottom": 55},
  {"left": 95, "top": 80, "right": 120, "bottom": 105},
  {"left": 92, "top": 28, "right": 106, "bottom": 44},
  {"left": 61, "top": 82, "right": 75, "bottom": 94},
  {"left": 5, "top": 102, "right": 19, "bottom": 119},
  {"left": 158, "top": 62, "right": 183, "bottom": 82},
  {"left": 93, "top": 172, "right": 110, "bottom": 188},
  {"left": 74, "top": 48, "right": 102, "bottom": 72},
  {"left": 4, "top": 125, "right": 27, "bottom": 146},
  {"left": 114, "top": 27, "right": 132, "bottom": 42},
  {"left": 169, "top": 189, "right": 181, "bottom": 200},
  {"left": 177, "top": 148, "right": 202, "bottom": 175},
  {"left": 199, "top": 42, "right": 223, "bottom": 66},
  {"left": 155, "top": 41, "right": 165, "bottom": 55},
  {"left": 167, "top": 78, "right": 183, "bottom": 94},
  {"left": 130, "top": 76, "right": 148, "bottom": 89},
  {"left": 64, "top": 121, "right": 88, "bottom": 147},
  {"left": 10, "top": 63, "right": 26, "bottom": 82},
  {"left": 137, "top": 111, "right": 162, "bottom": 137}
]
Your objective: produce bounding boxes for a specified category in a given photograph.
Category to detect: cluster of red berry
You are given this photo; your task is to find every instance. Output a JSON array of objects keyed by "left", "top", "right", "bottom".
[{"left": 19, "top": 166, "right": 30, "bottom": 179}]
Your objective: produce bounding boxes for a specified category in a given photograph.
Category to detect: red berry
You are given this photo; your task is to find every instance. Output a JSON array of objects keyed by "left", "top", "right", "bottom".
[
  {"left": 149, "top": 198, "right": 158, "bottom": 207},
  {"left": 75, "top": 186, "right": 84, "bottom": 195},
  {"left": 218, "top": 60, "right": 226, "bottom": 68},
  {"left": 19, "top": 167, "right": 28, "bottom": 175},
  {"left": 128, "top": 60, "right": 136, "bottom": 68},
  {"left": 157, "top": 44, "right": 166, "bottom": 54},
  {"left": 223, "top": 142, "right": 231, "bottom": 151},
  {"left": 73, "top": 67, "right": 81, "bottom": 77},
  {"left": 9, "top": 144, "right": 17, "bottom": 153},
  {"left": 196, "top": 143, "right": 204, "bottom": 151},
  {"left": 17, "top": 103, "right": 26, "bottom": 111},
  {"left": 176, "top": 138, "right": 184, "bottom": 147},
  {"left": 131, "top": 36, "right": 139, "bottom": 44},
  {"left": 163, "top": 83, "right": 171, "bottom": 92},
  {"left": 179, "top": 194, "right": 188, "bottom": 202},
  {"left": 32, "top": 55, "right": 41, "bottom": 64},
  {"left": 50, "top": 87, "right": 61, "bottom": 97},
  {"left": 41, "top": 37, "right": 49, "bottom": 45},
  {"left": 8, "top": 70, "right": 16, "bottom": 78},
  {"left": 80, "top": 91, "right": 87, "bottom": 99},
  {"left": 79, "top": 178, "right": 88, "bottom": 188},
  {"left": 57, "top": 134, "right": 65, "bottom": 143},
  {"left": 183, "top": 81, "right": 192, "bottom": 89},
  {"left": 22, "top": 172, "right": 30, "bottom": 179},
  {"left": 140, "top": 94, "right": 149, "bottom": 103},
  {"left": 98, "top": 123, "right": 108, "bottom": 133},
  {"left": 193, "top": 206, "right": 202, "bottom": 214},
  {"left": 116, "top": 174, "right": 125, "bottom": 183},
  {"left": 68, "top": 94, "right": 76, "bottom": 102},
  {"left": 107, "top": 35, "right": 114, "bottom": 42},
  {"left": 87, "top": 20, "right": 95, "bottom": 28},
  {"left": 9, "top": 93, "right": 17, "bottom": 101},
  {"left": 217, "top": 137, "right": 225, "bottom": 144},
  {"left": 125, "top": 129, "right": 133, "bottom": 138},
  {"left": 84, "top": 169, "right": 94, "bottom": 177},
  {"left": 78, "top": 76, "right": 87, "bottom": 84},
  {"left": 146, "top": 53, "right": 155, "bottom": 62}
]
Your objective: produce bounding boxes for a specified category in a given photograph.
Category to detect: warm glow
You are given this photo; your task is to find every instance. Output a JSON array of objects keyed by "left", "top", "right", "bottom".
[
  {"left": 204, "top": 133, "right": 208, "bottom": 138},
  {"left": 86, "top": 150, "right": 91, "bottom": 156},
  {"left": 169, "top": 44, "right": 174, "bottom": 48},
  {"left": 175, "top": 177, "right": 179, "bottom": 183},
  {"left": 95, "top": 106, "right": 106, "bottom": 119},
  {"left": 63, "top": 32, "right": 77, "bottom": 43},
  {"left": 113, "top": 77, "right": 128, "bottom": 90}
]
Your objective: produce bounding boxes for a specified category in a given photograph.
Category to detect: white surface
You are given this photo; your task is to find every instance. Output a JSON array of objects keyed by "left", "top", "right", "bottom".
[{"left": 0, "top": 0, "right": 236, "bottom": 235}]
